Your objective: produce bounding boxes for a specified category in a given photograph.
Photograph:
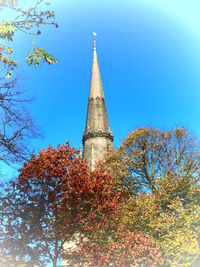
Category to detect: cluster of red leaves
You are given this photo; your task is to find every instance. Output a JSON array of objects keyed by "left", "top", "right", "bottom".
[
  {"left": 75, "top": 229, "right": 164, "bottom": 267},
  {"left": 18, "top": 143, "right": 122, "bottom": 233}
]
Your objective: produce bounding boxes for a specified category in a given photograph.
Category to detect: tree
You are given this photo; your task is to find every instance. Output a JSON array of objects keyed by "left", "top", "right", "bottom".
[
  {"left": 0, "top": 143, "right": 122, "bottom": 267},
  {"left": 101, "top": 127, "right": 200, "bottom": 197},
  {"left": 0, "top": 0, "right": 58, "bottom": 165},
  {"left": 101, "top": 127, "right": 200, "bottom": 266},
  {"left": 0, "top": 77, "right": 39, "bottom": 165},
  {"left": 0, "top": 180, "right": 46, "bottom": 266}
]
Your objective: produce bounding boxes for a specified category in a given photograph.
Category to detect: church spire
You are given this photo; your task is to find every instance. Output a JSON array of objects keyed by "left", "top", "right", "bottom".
[{"left": 83, "top": 33, "right": 113, "bottom": 170}]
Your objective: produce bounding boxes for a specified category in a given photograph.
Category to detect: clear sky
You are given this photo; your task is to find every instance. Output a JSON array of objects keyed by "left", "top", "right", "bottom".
[{"left": 1, "top": 0, "right": 200, "bottom": 177}]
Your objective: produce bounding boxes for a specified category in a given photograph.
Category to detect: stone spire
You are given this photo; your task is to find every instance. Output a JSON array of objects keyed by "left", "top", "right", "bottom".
[{"left": 83, "top": 33, "right": 113, "bottom": 170}]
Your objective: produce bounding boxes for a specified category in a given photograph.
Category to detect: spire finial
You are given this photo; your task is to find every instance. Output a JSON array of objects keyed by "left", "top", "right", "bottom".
[{"left": 93, "top": 32, "right": 97, "bottom": 49}]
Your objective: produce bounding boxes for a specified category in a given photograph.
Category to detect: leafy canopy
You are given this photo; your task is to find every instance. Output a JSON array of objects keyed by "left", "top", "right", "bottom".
[
  {"left": 0, "top": 143, "right": 122, "bottom": 267},
  {"left": 101, "top": 127, "right": 200, "bottom": 266}
]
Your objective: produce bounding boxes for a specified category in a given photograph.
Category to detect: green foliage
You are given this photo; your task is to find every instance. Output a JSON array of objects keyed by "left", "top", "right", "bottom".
[
  {"left": 1, "top": 55, "right": 17, "bottom": 78},
  {"left": 0, "top": 0, "right": 58, "bottom": 77},
  {"left": 27, "top": 48, "right": 57, "bottom": 67}
]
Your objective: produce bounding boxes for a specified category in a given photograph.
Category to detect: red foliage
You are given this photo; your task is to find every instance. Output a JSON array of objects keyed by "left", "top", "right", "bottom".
[
  {"left": 18, "top": 143, "right": 122, "bottom": 233},
  {"left": 76, "top": 229, "right": 164, "bottom": 266}
]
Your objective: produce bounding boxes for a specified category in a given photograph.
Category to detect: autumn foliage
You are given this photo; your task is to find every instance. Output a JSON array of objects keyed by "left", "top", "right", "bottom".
[
  {"left": 0, "top": 143, "right": 121, "bottom": 266},
  {"left": 72, "top": 228, "right": 163, "bottom": 267},
  {"left": 11, "top": 143, "right": 122, "bottom": 266},
  {"left": 1, "top": 127, "right": 200, "bottom": 266},
  {"left": 19, "top": 143, "right": 122, "bottom": 230},
  {"left": 101, "top": 127, "right": 200, "bottom": 266}
]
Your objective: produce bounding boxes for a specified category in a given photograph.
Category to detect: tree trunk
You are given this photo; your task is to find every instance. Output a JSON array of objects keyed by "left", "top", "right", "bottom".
[{"left": 53, "top": 258, "right": 57, "bottom": 267}]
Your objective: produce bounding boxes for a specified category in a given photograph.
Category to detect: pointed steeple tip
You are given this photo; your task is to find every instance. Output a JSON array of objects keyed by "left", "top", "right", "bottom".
[{"left": 93, "top": 32, "right": 97, "bottom": 50}]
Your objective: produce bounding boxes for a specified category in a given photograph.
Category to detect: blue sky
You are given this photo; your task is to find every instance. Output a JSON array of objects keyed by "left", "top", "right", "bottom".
[{"left": 1, "top": 0, "right": 200, "bottom": 177}]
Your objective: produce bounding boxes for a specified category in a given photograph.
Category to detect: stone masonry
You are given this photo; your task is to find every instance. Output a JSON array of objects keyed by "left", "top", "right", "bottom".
[{"left": 82, "top": 37, "right": 113, "bottom": 170}]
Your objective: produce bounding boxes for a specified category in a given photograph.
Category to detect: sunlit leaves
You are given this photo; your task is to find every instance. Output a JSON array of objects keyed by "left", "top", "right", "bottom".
[
  {"left": 0, "top": 0, "right": 58, "bottom": 77},
  {"left": 73, "top": 229, "right": 164, "bottom": 266},
  {"left": 160, "top": 205, "right": 200, "bottom": 265},
  {"left": 101, "top": 127, "right": 200, "bottom": 266},
  {"left": 27, "top": 48, "right": 57, "bottom": 67},
  {"left": 102, "top": 127, "right": 200, "bottom": 196},
  {"left": 0, "top": 21, "right": 14, "bottom": 40},
  {"left": 5, "top": 143, "right": 122, "bottom": 266}
]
